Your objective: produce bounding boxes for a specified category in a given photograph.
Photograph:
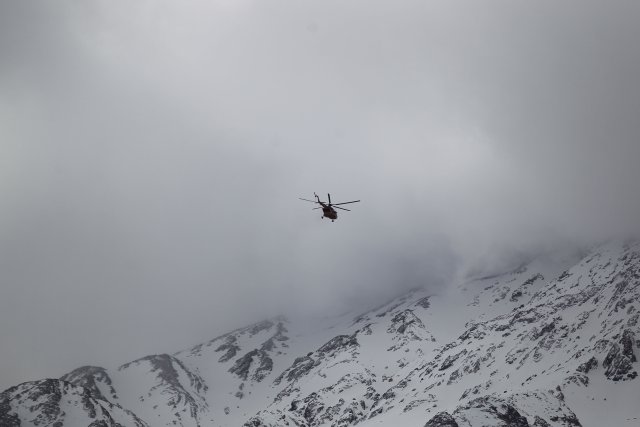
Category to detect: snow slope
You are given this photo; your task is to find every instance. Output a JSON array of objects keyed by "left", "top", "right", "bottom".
[{"left": 1, "top": 241, "right": 639, "bottom": 427}]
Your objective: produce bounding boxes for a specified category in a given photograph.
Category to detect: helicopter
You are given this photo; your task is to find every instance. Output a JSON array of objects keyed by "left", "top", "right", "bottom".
[{"left": 299, "top": 193, "right": 360, "bottom": 222}]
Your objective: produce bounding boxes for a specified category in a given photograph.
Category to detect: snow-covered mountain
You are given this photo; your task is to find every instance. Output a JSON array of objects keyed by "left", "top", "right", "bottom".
[{"left": 2, "top": 241, "right": 639, "bottom": 426}]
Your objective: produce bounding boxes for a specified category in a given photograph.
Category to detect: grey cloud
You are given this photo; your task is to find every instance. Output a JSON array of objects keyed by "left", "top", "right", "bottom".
[{"left": 1, "top": 0, "right": 639, "bottom": 389}]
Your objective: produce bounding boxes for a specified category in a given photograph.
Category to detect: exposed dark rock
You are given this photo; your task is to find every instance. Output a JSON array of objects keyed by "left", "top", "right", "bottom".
[
  {"left": 549, "top": 414, "right": 582, "bottom": 426},
  {"left": 275, "top": 355, "right": 316, "bottom": 385},
  {"left": 243, "top": 416, "right": 265, "bottom": 426},
  {"left": 558, "top": 271, "right": 572, "bottom": 281},
  {"left": 229, "top": 349, "right": 274, "bottom": 382},
  {"left": 424, "top": 411, "right": 459, "bottom": 427},
  {"left": 439, "top": 349, "right": 468, "bottom": 371},
  {"left": 447, "top": 369, "right": 461, "bottom": 385},
  {"left": 416, "top": 296, "right": 432, "bottom": 309},
  {"left": 0, "top": 379, "right": 147, "bottom": 427},
  {"left": 381, "top": 389, "right": 395, "bottom": 400},
  {"left": 533, "top": 415, "right": 551, "bottom": 426},
  {"left": 261, "top": 322, "right": 290, "bottom": 352},
  {"left": 603, "top": 331, "right": 637, "bottom": 381},
  {"left": 576, "top": 357, "right": 598, "bottom": 374},
  {"left": 494, "top": 403, "right": 529, "bottom": 426},
  {"left": 564, "top": 373, "right": 589, "bottom": 387},
  {"left": 60, "top": 366, "right": 116, "bottom": 401},
  {"left": 532, "top": 322, "right": 556, "bottom": 340},
  {"left": 458, "top": 397, "right": 530, "bottom": 427},
  {"left": 318, "top": 334, "right": 359, "bottom": 356},
  {"left": 338, "top": 403, "right": 360, "bottom": 425},
  {"left": 522, "top": 274, "right": 544, "bottom": 288},
  {"left": 249, "top": 320, "right": 275, "bottom": 336},
  {"left": 459, "top": 324, "right": 487, "bottom": 341},
  {"left": 216, "top": 335, "right": 241, "bottom": 362},
  {"left": 0, "top": 395, "right": 20, "bottom": 427},
  {"left": 122, "top": 353, "right": 207, "bottom": 394},
  {"left": 120, "top": 353, "right": 207, "bottom": 420},
  {"left": 621, "top": 329, "right": 637, "bottom": 362}
]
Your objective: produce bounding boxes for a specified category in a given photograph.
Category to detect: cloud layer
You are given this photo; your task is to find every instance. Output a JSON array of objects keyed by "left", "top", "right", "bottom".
[{"left": 1, "top": 0, "right": 639, "bottom": 389}]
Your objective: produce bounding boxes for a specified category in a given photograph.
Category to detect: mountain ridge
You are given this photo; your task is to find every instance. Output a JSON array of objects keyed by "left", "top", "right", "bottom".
[{"left": 2, "top": 241, "right": 639, "bottom": 426}]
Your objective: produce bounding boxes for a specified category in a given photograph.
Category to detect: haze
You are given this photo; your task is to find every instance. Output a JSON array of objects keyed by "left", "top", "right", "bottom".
[{"left": 1, "top": 0, "right": 639, "bottom": 389}]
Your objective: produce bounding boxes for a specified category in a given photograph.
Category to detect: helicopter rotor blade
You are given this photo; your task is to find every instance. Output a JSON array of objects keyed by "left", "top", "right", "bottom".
[
  {"left": 299, "top": 198, "right": 320, "bottom": 204},
  {"left": 333, "top": 206, "right": 351, "bottom": 211},
  {"left": 331, "top": 200, "right": 360, "bottom": 206},
  {"left": 328, "top": 193, "right": 331, "bottom": 205}
]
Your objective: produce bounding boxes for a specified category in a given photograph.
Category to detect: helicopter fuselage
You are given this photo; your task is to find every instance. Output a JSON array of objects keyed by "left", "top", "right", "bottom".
[{"left": 321, "top": 205, "right": 338, "bottom": 220}]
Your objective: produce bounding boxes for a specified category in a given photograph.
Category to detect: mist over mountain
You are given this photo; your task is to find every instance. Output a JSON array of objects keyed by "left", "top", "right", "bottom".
[{"left": 1, "top": 0, "right": 640, "bottom": 411}]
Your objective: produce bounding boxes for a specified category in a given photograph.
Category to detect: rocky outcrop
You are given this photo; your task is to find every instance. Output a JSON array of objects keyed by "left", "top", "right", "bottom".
[
  {"left": 0, "top": 379, "right": 147, "bottom": 427},
  {"left": 216, "top": 335, "right": 241, "bottom": 362},
  {"left": 229, "top": 349, "right": 274, "bottom": 382},
  {"left": 424, "top": 411, "right": 458, "bottom": 427},
  {"left": 60, "top": 365, "right": 117, "bottom": 401},
  {"left": 119, "top": 353, "right": 208, "bottom": 423}
]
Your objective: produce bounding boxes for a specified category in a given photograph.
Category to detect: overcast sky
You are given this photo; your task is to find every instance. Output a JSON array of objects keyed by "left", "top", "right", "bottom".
[{"left": 1, "top": 0, "right": 639, "bottom": 389}]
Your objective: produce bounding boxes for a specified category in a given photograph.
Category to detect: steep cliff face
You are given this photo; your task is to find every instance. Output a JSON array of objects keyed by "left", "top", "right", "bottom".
[{"left": 2, "top": 241, "right": 639, "bottom": 427}]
